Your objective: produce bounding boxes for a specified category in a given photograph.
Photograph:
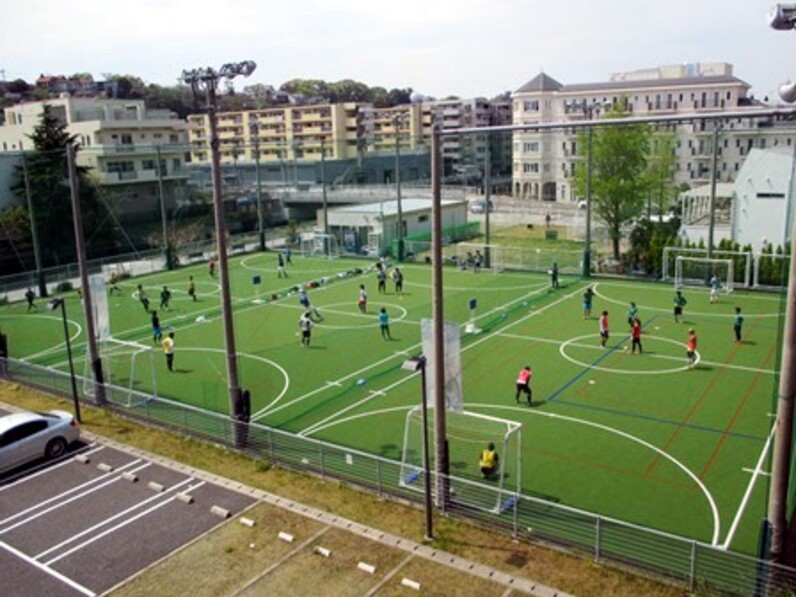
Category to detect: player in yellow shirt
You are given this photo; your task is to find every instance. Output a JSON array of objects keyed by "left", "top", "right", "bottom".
[
  {"left": 162, "top": 332, "right": 175, "bottom": 372},
  {"left": 479, "top": 442, "right": 499, "bottom": 479}
]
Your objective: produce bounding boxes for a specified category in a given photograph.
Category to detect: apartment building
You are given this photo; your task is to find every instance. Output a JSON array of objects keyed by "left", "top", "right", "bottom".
[
  {"left": 511, "top": 63, "right": 796, "bottom": 203},
  {"left": 0, "top": 96, "right": 188, "bottom": 215},
  {"left": 187, "top": 102, "right": 364, "bottom": 165}
]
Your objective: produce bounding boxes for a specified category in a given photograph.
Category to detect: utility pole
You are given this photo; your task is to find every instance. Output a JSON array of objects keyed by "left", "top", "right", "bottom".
[
  {"left": 431, "top": 126, "right": 449, "bottom": 510},
  {"left": 583, "top": 125, "right": 593, "bottom": 278},
  {"left": 321, "top": 137, "right": 329, "bottom": 237},
  {"left": 706, "top": 125, "right": 720, "bottom": 262},
  {"left": 251, "top": 121, "right": 266, "bottom": 251},
  {"left": 182, "top": 61, "right": 256, "bottom": 445},
  {"left": 155, "top": 145, "right": 172, "bottom": 269},
  {"left": 66, "top": 144, "right": 106, "bottom": 404},
  {"left": 484, "top": 137, "right": 491, "bottom": 269},
  {"left": 21, "top": 152, "right": 47, "bottom": 297},
  {"left": 394, "top": 114, "right": 406, "bottom": 261}
]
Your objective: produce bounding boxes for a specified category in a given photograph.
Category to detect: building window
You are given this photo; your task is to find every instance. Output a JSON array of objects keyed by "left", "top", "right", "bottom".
[
  {"left": 142, "top": 160, "right": 155, "bottom": 170},
  {"left": 523, "top": 100, "right": 539, "bottom": 111},
  {"left": 418, "top": 215, "right": 429, "bottom": 223}
]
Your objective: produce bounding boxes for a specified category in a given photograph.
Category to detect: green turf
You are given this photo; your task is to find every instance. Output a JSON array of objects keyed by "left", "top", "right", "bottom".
[{"left": 1, "top": 252, "right": 783, "bottom": 555}]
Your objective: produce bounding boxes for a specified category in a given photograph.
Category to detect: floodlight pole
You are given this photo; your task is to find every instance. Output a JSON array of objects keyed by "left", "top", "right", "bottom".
[
  {"left": 418, "top": 356, "right": 433, "bottom": 540},
  {"left": 66, "top": 144, "right": 106, "bottom": 404},
  {"left": 251, "top": 121, "right": 266, "bottom": 252},
  {"left": 21, "top": 152, "right": 47, "bottom": 297},
  {"left": 321, "top": 137, "right": 329, "bottom": 235},
  {"left": 155, "top": 145, "right": 172, "bottom": 269},
  {"left": 706, "top": 125, "right": 720, "bottom": 262},
  {"left": 53, "top": 298, "right": 81, "bottom": 423},
  {"left": 431, "top": 126, "right": 450, "bottom": 509},
  {"left": 484, "top": 138, "right": 491, "bottom": 268},
  {"left": 583, "top": 125, "right": 593, "bottom": 278},
  {"left": 182, "top": 62, "right": 255, "bottom": 445},
  {"left": 394, "top": 114, "right": 406, "bottom": 261}
]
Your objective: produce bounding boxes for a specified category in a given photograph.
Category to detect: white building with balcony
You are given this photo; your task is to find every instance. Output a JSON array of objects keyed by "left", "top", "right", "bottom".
[
  {"left": 0, "top": 97, "right": 188, "bottom": 217},
  {"left": 511, "top": 63, "right": 796, "bottom": 205}
]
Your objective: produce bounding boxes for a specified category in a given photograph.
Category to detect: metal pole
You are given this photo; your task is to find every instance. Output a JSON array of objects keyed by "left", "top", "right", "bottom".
[
  {"left": 21, "top": 152, "right": 47, "bottom": 297},
  {"left": 583, "top": 126, "right": 593, "bottom": 278},
  {"left": 66, "top": 145, "right": 106, "bottom": 404},
  {"left": 419, "top": 357, "right": 433, "bottom": 540},
  {"left": 395, "top": 117, "right": 404, "bottom": 261},
  {"left": 59, "top": 299, "right": 81, "bottom": 423},
  {"left": 252, "top": 122, "right": 265, "bottom": 252},
  {"left": 767, "top": 143, "right": 796, "bottom": 562},
  {"left": 707, "top": 125, "right": 719, "bottom": 261},
  {"left": 206, "top": 82, "right": 244, "bottom": 435},
  {"left": 155, "top": 146, "right": 172, "bottom": 269},
  {"left": 484, "top": 137, "right": 491, "bottom": 268},
  {"left": 321, "top": 138, "right": 329, "bottom": 236},
  {"left": 430, "top": 126, "right": 449, "bottom": 509},
  {"left": 293, "top": 142, "right": 299, "bottom": 188}
]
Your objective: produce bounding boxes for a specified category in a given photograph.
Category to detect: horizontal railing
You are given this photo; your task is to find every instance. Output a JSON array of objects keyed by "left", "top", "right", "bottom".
[{"left": 3, "top": 356, "right": 795, "bottom": 595}]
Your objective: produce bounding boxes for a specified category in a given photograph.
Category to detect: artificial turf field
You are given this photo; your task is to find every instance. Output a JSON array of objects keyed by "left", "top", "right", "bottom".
[{"left": 0, "top": 251, "right": 784, "bottom": 555}]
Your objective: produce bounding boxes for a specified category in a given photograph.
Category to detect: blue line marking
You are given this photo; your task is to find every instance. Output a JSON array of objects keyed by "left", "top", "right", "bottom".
[{"left": 548, "top": 315, "right": 660, "bottom": 403}]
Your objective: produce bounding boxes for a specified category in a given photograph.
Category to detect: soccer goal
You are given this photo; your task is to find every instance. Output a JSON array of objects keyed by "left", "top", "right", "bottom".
[
  {"left": 301, "top": 232, "right": 340, "bottom": 258},
  {"left": 452, "top": 243, "right": 505, "bottom": 272},
  {"left": 82, "top": 338, "right": 158, "bottom": 407},
  {"left": 399, "top": 407, "right": 522, "bottom": 513},
  {"left": 674, "top": 256, "right": 734, "bottom": 294},
  {"left": 663, "top": 247, "right": 752, "bottom": 288}
]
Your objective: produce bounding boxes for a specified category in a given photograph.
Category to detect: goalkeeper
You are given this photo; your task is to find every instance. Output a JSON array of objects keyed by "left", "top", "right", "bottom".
[{"left": 479, "top": 442, "right": 499, "bottom": 479}]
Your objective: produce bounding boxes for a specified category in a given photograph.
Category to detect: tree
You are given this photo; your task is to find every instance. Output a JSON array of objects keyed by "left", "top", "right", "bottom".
[
  {"left": 10, "top": 105, "right": 115, "bottom": 266},
  {"left": 644, "top": 130, "right": 678, "bottom": 220},
  {"left": 574, "top": 103, "right": 650, "bottom": 259}
]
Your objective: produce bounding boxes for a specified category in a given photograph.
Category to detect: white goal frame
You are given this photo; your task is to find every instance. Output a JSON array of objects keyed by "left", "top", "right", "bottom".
[
  {"left": 399, "top": 406, "right": 522, "bottom": 513},
  {"left": 452, "top": 243, "right": 505, "bottom": 273},
  {"left": 83, "top": 338, "right": 158, "bottom": 406},
  {"left": 663, "top": 247, "right": 751, "bottom": 288},
  {"left": 301, "top": 232, "right": 340, "bottom": 258},
  {"left": 674, "top": 256, "right": 734, "bottom": 294}
]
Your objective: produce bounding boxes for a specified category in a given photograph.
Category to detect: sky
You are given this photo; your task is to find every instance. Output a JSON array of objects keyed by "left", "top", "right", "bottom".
[{"left": 2, "top": 0, "right": 795, "bottom": 102}]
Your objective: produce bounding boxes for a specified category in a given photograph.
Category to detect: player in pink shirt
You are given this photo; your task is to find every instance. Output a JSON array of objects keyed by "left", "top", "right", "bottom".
[
  {"left": 599, "top": 311, "right": 609, "bottom": 348},
  {"left": 515, "top": 365, "right": 533, "bottom": 406}
]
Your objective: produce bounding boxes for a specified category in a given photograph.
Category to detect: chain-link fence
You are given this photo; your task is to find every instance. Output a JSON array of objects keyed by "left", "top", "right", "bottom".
[{"left": 3, "top": 355, "right": 795, "bottom": 595}]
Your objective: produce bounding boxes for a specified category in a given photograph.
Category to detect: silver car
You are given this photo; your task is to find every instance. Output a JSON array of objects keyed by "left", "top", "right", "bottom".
[{"left": 0, "top": 410, "right": 80, "bottom": 474}]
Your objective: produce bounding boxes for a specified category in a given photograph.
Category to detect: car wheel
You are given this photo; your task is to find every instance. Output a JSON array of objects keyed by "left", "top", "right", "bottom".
[{"left": 45, "top": 437, "right": 67, "bottom": 459}]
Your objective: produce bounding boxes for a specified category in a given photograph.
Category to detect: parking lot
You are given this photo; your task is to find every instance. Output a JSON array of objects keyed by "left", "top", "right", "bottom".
[{"left": 0, "top": 417, "right": 255, "bottom": 596}]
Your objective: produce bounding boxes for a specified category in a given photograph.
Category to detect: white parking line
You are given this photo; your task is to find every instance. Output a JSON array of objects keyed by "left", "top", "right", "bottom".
[
  {"left": 0, "top": 444, "right": 104, "bottom": 492},
  {"left": 44, "top": 481, "right": 206, "bottom": 566},
  {"left": 0, "top": 458, "right": 143, "bottom": 527},
  {"left": 0, "top": 538, "right": 95, "bottom": 597},
  {"left": 0, "top": 462, "right": 152, "bottom": 535},
  {"left": 34, "top": 477, "right": 197, "bottom": 561}
]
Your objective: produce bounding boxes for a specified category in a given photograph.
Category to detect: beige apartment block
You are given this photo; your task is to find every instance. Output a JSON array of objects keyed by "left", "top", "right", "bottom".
[
  {"left": 511, "top": 63, "right": 796, "bottom": 204},
  {"left": 0, "top": 97, "right": 188, "bottom": 192},
  {"left": 188, "top": 102, "right": 365, "bottom": 165}
]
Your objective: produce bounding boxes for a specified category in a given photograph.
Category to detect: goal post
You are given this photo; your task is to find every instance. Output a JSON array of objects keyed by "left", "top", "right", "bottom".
[
  {"left": 663, "top": 247, "right": 752, "bottom": 288},
  {"left": 400, "top": 407, "right": 522, "bottom": 513},
  {"left": 301, "top": 232, "right": 340, "bottom": 258},
  {"left": 82, "top": 338, "right": 157, "bottom": 407},
  {"left": 674, "top": 256, "right": 734, "bottom": 293}
]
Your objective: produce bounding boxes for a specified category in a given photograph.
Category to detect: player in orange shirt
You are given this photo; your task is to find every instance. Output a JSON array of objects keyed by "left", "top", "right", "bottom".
[
  {"left": 685, "top": 328, "right": 698, "bottom": 368},
  {"left": 631, "top": 317, "right": 643, "bottom": 354},
  {"left": 599, "top": 311, "right": 609, "bottom": 348}
]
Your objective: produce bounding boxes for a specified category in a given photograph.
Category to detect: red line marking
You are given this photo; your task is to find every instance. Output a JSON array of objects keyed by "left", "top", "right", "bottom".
[
  {"left": 643, "top": 316, "right": 764, "bottom": 478},
  {"left": 698, "top": 341, "right": 777, "bottom": 481}
]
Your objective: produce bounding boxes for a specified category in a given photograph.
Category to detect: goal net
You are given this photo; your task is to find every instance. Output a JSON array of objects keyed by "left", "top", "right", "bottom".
[
  {"left": 452, "top": 242, "right": 582, "bottom": 274},
  {"left": 674, "top": 257, "right": 734, "bottom": 294},
  {"left": 83, "top": 338, "right": 158, "bottom": 407},
  {"left": 663, "top": 247, "right": 751, "bottom": 288},
  {"left": 400, "top": 407, "right": 522, "bottom": 513},
  {"left": 301, "top": 233, "right": 340, "bottom": 258}
]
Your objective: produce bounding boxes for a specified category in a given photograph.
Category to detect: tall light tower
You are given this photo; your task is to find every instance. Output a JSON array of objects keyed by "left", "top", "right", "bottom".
[
  {"left": 766, "top": 3, "right": 796, "bottom": 563},
  {"left": 182, "top": 61, "right": 256, "bottom": 442},
  {"left": 250, "top": 120, "right": 266, "bottom": 251},
  {"left": 393, "top": 112, "right": 410, "bottom": 261}
]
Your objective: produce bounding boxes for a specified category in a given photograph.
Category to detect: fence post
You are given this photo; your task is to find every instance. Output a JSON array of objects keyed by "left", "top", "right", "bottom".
[
  {"left": 319, "top": 443, "right": 325, "bottom": 479},
  {"left": 268, "top": 429, "right": 274, "bottom": 462},
  {"left": 376, "top": 459, "right": 382, "bottom": 497},
  {"left": 595, "top": 515, "right": 602, "bottom": 562},
  {"left": 512, "top": 493, "right": 519, "bottom": 539},
  {"left": 689, "top": 540, "right": 696, "bottom": 593}
]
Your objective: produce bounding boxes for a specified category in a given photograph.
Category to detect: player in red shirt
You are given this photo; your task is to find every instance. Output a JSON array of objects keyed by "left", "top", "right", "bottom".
[
  {"left": 599, "top": 311, "right": 609, "bottom": 347},
  {"left": 630, "top": 317, "right": 642, "bottom": 354},
  {"left": 686, "top": 328, "right": 698, "bottom": 368},
  {"left": 515, "top": 366, "right": 533, "bottom": 406}
]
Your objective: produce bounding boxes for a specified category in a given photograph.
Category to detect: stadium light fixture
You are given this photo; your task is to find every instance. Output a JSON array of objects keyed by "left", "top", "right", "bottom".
[
  {"left": 769, "top": 4, "right": 796, "bottom": 30},
  {"left": 181, "top": 61, "right": 256, "bottom": 446},
  {"left": 48, "top": 298, "right": 81, "bottom": 423},
  {"left": 402, "top": 354, "right": 433, "bottom": 540}
]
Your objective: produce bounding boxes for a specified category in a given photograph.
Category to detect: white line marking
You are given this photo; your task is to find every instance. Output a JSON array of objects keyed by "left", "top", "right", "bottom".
[
  {"left": 0, "top": 462, "right": 151, "bottom": 535},
  {"left": 34, "top": 477, "right": 196, "bottom": 560},
  {"left": 44, "top": 481, "right": 206, "bottom": 566},
  {"left": 0, "top": 538, "right": 95, "bottom": 596},
  {"left": 0, "top": 444, "right": 104, "bottom": 493},
  {"left": 720, "top": 423, "right": 776, "bottom": 550},
  {"left": 325, "top": 381, "right": 342, "bottom": 387},
  {"left": 742, "top": 468, "right": 770, "bottom": 476}
]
